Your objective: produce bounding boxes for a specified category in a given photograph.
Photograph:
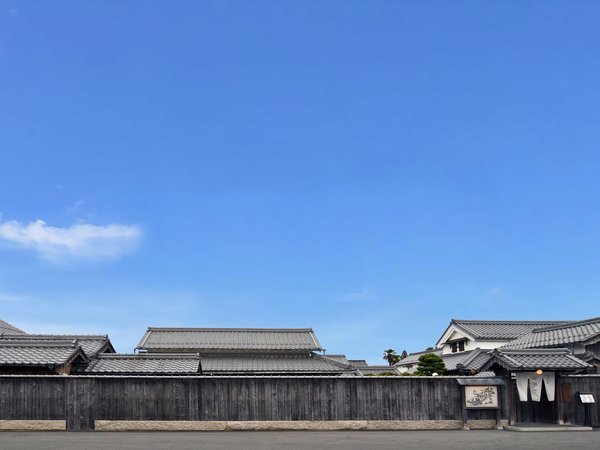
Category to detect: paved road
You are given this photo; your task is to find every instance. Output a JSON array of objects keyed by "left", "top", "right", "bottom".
[{"left": 1, "top": 431, "right": 599, "bottom": 450}]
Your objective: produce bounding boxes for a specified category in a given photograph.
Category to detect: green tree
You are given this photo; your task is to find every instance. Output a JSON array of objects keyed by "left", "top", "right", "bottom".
[
  {"left": 383, "top": 349, "right": 401, "bottom": 366},
  {"left": 400, "top": 350, "right": 408, "bottom": 360},
  {"left": 414, "top": 353, "right": 447, "bottom": 376}
]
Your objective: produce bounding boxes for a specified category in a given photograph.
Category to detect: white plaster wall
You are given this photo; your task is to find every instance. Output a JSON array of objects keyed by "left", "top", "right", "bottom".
[{"left": 441, "top": 339, "right": 510, "bottom": 355}]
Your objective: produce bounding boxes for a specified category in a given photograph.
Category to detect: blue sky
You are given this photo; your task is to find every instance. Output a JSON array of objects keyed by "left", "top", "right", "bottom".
[{"left": 1, "top": 1, "right": 600, "bottom": 362}]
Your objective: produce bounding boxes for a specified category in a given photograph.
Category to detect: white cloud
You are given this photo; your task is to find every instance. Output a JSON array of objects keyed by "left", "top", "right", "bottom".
[
  {"left": 0, "top": 292, "right": 28, "bottom": 302},
  {"left": 0, "top": 219, "right": 142, "bottom": 263},
  {"left": 344, "top": 288, "right": 370, "bottom": 302}
]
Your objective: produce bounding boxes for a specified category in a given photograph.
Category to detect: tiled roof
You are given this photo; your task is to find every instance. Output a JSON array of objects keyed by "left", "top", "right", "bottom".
[
  {"left": 504, "top": 317, "right": 600, "bottom": 349},
  {"left": 396, "top": 349, "right": 442, "bottom": 367},
  {"left": 443, "top": 349, "right": 492, "bottom": 373},
  {"left": 321, "top": 354, "right": 349, "bottom": 365},
  {"left": 450, "top": 319, "right": 571, "bottom": 340},
  {"left": 0, "top": 319, "right": 25, "bottom": 335},
  {"left": 0, "top": 334, "right": 114, "bottom": 358},
  {"left": 357, "top": 366, "right": 401, "bottom": 376},
  {"left": 85, "top": 354, "right": 200, "bottom": 375},
  {"left": 199, "top": 353, "right": 352, "bottom": 375},
  {"left": 137, "top": 328, "right": 323, "bottom": 352},
  {"left": 396, "top": 349, "right": 489, "bottom": 373},
  {"left": 474, "top": 371, "right": 497, "bottom": 378},
  {"left": 0, "top": 340, "right": 85, "bottom": 366},
  {"left": 348, "top": 359, "right": 369, "bottom": 367},
  {"left": 480, "top": 348, "right": 591, "bottom": 371},
  {"left": 464, "top": 351, "right": 494, "bottom": 371},
  {"left": 442, "top": 350, "right": 481, "bottom": 371}
]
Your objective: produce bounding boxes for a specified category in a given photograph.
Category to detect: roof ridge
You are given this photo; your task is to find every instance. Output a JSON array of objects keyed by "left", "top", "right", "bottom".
[
  {"left": 0, "top": 334, "right": 108, "bottom": 339},
  {"left": 499, "top": 348, "right": 570, "bottom": 355},
  {"left": 313, "top": 354, "right": 353, "bottom": 370},
  {"left": 96, "top": 353, "right": 200, "bottom": 359},
  {"left": 0, "top": 340, "right": 80, "bottom": 348},
  {"left": 0, "top": 318, "right": 26, "bottom": 334},
  {"left": 532, "top": 317, "right": 600, "bottom": 332},
  {"left": 145, "top": 327, "right": 316, "bottom": 332},
  {"left": 407, "top": 349, "right": 441, "bottom": 355},
  {"left": 452, "top": 319, "right": 572, "bottom": 325},
  {"left": 454, "top": 348, "right": 482, "bottom": 366}
]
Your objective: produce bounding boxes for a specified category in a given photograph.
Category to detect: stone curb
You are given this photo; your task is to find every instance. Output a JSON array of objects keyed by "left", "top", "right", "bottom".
[
  {"left": 94, "top": 419, "right": 504, "bottom": 432},
  {"left": 0, "top": 420, "right": 66, "bottom": 431}
]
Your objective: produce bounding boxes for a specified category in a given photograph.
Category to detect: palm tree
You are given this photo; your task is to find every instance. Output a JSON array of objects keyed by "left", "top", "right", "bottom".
[{"left": 383, "top": 349, "right": 400, "bottom": 366}]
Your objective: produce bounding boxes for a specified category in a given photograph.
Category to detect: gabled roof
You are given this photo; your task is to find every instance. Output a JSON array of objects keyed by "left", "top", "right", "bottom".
[
  {"left": 395, "top": 349, "right": 442, "bottom": 367},
  {"left": 321, "top": 354, "right": 349, "bottom": 365},
  {"left": 442, "top": 349, "right": 489, "bottom": 372},
  {"left": 357, "top": 366, "right": 401, "bottom": 376},
  {"left": 84, "top": 353, "right": 200, "bottom": 375},
  {"left": 436, "top": 319, "right": 571, "bottom": 346},
  {"left": 0, "top": 334, "right": 114, "bottom": 358},
  {"left": 348, "top": 359, "right": 369, "bottom": 367},
  {"left": 479, "top": 348, "right": 591, "bottom": 372},
  {"left": 0, "top": 319, "right": 25, "bottom": 335},
  {"left": 0, "top": 340, "right": 86, "bottom": 367},
  {"left": 504, "top": 317, "right": 600, "bottom": 350},
  {"left": 136, "top": 328, "right": 323, "bottom": 353},
  {"left": 395, "top": 348, "right": 489, "bottom": 373},
  {"left": 198, "top": 353, "right": 352, "bottom": 375}
]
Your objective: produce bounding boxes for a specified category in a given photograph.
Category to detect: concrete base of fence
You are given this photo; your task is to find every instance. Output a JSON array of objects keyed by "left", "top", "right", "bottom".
[
  {"left": 0, "top": 420, "right": 66, "bottom": 431},
  {"left": 94, "top": 419, "right": 508, "bottom": 431}
]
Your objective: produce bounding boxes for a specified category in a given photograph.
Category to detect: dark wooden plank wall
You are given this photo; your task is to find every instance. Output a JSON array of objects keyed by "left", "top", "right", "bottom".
[
  {"left": 0, "top": 377, "right": 65, "bottom": 420},
  {"left": 560, "top": 375, "right": 600, "bottom": 427},
  {"left": 0, "top": 376, "right": 507, "bottom": 427},
  {"left": 66, "top": 378, "right": 96, "bottom": 431}
]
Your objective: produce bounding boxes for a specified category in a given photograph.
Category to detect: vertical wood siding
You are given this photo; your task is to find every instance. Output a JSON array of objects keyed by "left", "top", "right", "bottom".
[
  {"left": 561, "top": 375, "right": 600, "bottom": 427},
  {"left": 0, "top": 376, "right": 508, "bottom": 428}
]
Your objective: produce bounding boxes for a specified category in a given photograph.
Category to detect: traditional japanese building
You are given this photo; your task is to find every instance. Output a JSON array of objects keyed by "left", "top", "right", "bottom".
[
  {"left": 0, "top": 319, "right": 116, "bottom": 375},
  {"left": 129, "top": 327, "right": 356, "bottom": 376}
]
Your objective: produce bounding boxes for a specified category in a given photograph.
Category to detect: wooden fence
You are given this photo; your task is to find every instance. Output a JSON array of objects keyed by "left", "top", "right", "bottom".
[
  {"left": 560, "top": 375, "right": 600, "bottom": 427},
  {"left": 0, "top": 375, "right": 507, "bottom": 431}
]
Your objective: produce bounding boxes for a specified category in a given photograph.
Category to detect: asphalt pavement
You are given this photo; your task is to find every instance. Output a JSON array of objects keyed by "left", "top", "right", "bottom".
[{"left": 1, "top": 430, "right": 599, "bottom": 450}]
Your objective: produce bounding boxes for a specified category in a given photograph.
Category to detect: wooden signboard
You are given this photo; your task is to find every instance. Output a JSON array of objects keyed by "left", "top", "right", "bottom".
[
  {"left": 464, "top": 385, "right": 499, "bottom": 409},
  {"left": 456, "top": 378, "right": 505, "bottom": 430}
]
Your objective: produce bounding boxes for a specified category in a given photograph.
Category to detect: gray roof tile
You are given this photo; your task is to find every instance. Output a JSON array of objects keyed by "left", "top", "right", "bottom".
[
  {"left": 0, "top": 334, "right": 113, "bottom": 358},
  {"left": 396, "top": 349, "right": 442, "bottom": 366},
  {"left": 0, "top": 319, "right": 25, "bottom": 335},
  {"left": 466, "top": 352, "right": 495, "bottom": 371},
  {"left": 481, "top": 348, "right": 591, "bottom": 371},
  {"left": 505, "top": 317, "right": 600, "bottom": 349},
  {"left": 321, "top": 354, "right": 349, "bottom": 365},
  {"left": 443, "top": 350, "right": 481, "bottom": 371},
  {"left": 0, "top": 341, "right": 85, "bottom": 366},
  {"left": 443, "top": 349, "right": 493, "bottom": 372},
  {"left": 85, "top": 354, "right": 200, "bottom": 375},
  {"left": 357, "top": 366, "right": 401, "bottom": 376},
  {"left": 199, "top": 354, "right": 352, "bottom": 374},
  {"left": 450, "top": 319, "right": 571, "bottom": 340},
  {"left": 137, "top": 328, "right": 323, "bottom": 352},
  {"left": 348, "top": 359, "right": 369, "bottom": 367},
  {"left": 396, "top": 349, "right": 489, "bottom": 372}
]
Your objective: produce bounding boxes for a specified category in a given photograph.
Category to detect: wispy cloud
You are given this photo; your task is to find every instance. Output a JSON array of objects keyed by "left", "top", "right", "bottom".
[
  {"left": 0, "top": 219, "right": 142, "bottom": 263},
  {"left": 66, "top": 200, "right": 87, "bottom": 217},
  {"left": 0, "top": 292, "right": 30, "bottom": 302},
  {"left": 344, "top": 288, "right": 370, "bottom": 302},
  {"left": 483, "top": 287, "right": 503, "bottom": 298}
]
